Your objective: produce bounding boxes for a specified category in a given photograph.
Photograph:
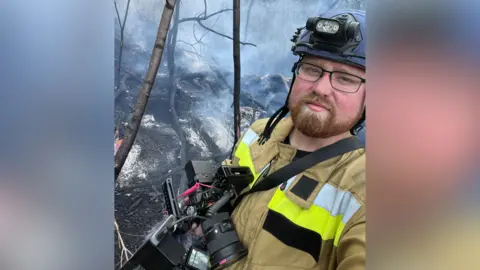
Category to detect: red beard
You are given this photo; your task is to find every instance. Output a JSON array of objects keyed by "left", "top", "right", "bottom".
[{"left": 289, "top": 93, "right": 363, "bottom": 138}]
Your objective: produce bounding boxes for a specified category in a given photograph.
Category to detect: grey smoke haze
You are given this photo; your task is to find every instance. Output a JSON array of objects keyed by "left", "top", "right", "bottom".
[
  {"left": 114, "top": 0, "right": 365, "bottom": 134},
  {"left": 115, "top": 0, "right": 364, "bottom": 76}
]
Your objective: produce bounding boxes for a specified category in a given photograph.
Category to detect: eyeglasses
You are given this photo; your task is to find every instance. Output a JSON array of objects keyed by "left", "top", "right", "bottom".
[{"left": 295, "top": 62, "right": 365, "bottom": 93}]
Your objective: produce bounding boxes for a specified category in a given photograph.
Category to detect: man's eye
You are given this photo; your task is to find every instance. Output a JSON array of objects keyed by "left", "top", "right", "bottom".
[
  {"left": 336, "top": 75, "right": 357, "bottom": 84},
  {"left": 303, "top": 67, "right": 320, "bottom": 74}
]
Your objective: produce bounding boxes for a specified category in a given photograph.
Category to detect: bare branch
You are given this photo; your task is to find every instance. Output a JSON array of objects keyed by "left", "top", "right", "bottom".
[
  {"left": 196, "top": 28, "right": 210, "bottom": 45},
  {"left": 244, "top": 0, "right": 255, "bottom": 40},
  {"left": 176, "top": 40, "right": 202, "bottom": 61},
  {"left": 174, "top": 6, "right": 256, "bottom": 48},
  {"left": 115, "top": 219, "right": 133, "bottom": 267},
  {"left": 114, "top": 0, "right": 132, "bottom": 30},
  {"left": 178, "top": 8, "right": 233, "bottom": 23},
  {"left": 178, "top": 49, "right": 203, "bottom": 60},
  {"left": 114, "top": 0, "right": 132, "bottom": 90},
  {"left": 197, "top": 20, "right": 257, "bottom": 46},
  {"left": 192, "top": 11, "right": 222, "bottom": 47},
  {"left": 114, "top": 0, "right": 122, "bottom": 28},
  {"left": 122, "top": 0, "right": 132, "bottom": 30},
  {"left": 203, "top": 0, "right": 208, "bottom": 16},
  {"left": 177, "top": 40, "right": 200, "bottom": 53},
  {"left": 192, "top": 23, "right": 201, "bottom": 45}
]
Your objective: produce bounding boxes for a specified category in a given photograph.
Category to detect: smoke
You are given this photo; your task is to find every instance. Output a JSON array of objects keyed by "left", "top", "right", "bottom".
[
  {"left": 115, "top": 0, "right": 347, "bottom": 76},
  {"left": 113, "top": 0, "right": 366, "bottom": 127}
]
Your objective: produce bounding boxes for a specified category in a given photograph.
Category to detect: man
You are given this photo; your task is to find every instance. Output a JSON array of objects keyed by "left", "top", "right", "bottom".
[{"left": 221, "top": 8, "right": 366, "bottom": 270}]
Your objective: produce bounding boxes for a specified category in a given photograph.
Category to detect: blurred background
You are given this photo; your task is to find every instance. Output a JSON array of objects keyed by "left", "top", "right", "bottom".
[{"left": 367, "top": 0, "right": 480, "bottom": 269}]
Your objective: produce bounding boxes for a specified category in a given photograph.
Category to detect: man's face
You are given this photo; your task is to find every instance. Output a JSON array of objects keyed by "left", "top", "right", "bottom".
[{"left": 288, "top": 56, "right": 366, "bottom": 138}]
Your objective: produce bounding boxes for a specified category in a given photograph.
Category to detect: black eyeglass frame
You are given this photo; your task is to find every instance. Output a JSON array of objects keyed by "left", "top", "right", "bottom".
[{"left": 295, "top": 62, "right": 366, "bottom": 93}]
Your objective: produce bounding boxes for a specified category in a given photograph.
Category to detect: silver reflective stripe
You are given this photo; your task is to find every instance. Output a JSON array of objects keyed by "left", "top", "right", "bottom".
[
  {"left": 241, "top": 129, "right": 258, "bottom": 146},
  {"left": 283, "top": 175, "right": 297, "bottom": 189},
  {"left": 259, "top": 162, "right": 271, "bottom": 176},
  {"left": 313, "top": 183, "right": 361, "bottom": 224},
  {"left": 280, "top": 177, "right": 361, "bottom": 224}
]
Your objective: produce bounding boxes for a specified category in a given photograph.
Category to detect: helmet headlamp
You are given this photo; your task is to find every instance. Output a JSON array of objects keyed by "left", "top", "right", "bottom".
[
  {"left": 294, "top": 12, "right": 363, "bottom": 59},
  {"left": 313, "top": 18, "right": 340, "bottom": 34},
  {"left": 305, "top": 13, "right": 361, "bottom": 45}
]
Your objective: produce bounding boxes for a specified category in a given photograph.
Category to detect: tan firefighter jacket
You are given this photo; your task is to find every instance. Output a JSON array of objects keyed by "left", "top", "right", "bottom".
[{"left": 224, "top": 117, "right": 366, "bottom": 270}]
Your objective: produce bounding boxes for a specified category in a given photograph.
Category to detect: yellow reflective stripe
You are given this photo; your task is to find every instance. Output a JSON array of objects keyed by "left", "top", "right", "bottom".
[
  {"left": 268, "top": 181, "right": 361, "bottom": 246},
  {"left": 235, "top": 143, "right": 261, "bottom": 188},
  {"left": 313, "top": 183, "right": 361, "bottom": 225},
  {"left": 234, "top": 128, "right": 262, "bottom": 188}
]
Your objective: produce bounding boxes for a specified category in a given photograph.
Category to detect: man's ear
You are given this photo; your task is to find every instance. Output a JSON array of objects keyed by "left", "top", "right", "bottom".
[{"left": 362, "top": 89, "right": 366, "bottom": 108}]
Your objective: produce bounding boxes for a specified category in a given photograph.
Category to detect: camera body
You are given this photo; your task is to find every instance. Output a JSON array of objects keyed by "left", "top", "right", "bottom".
[
  {"left": 120, "top": 214, "right": 209, "bottom": 270},
  {"left": 180, "top": 161, "right": 253, "bottom": 219},
  {"left": 121, "top": 160, "right": 253, "bottom": 270}
]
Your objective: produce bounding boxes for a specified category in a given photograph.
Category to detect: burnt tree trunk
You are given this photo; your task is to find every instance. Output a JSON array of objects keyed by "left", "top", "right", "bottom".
[
  {"left": 114, "top": 0, "right": 177, "bottom": 181},
  {"left": 232, "top": 0, "right": 241, "bottom": 150}
]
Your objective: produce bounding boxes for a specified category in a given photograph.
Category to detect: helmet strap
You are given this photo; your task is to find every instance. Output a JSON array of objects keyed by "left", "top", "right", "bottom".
[
  {"left": 350, "top": 108, "right": 365, "bottom": 135},
  {"left": 258, "top": 66, "right": 298, "bottom": 145}
]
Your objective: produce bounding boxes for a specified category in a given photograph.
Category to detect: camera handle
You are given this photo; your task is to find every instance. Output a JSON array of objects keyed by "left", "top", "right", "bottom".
[
  {"left": 232, "top": 136, "right": 364, "bottom": 209},
  {"left": 206, "top": 191, "right": 234, "bottom": 217}
]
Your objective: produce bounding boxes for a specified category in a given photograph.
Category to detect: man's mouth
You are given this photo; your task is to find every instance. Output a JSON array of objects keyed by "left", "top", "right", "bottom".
[{"left": 305, "top": 101, "right": 329, "bottom": 112}]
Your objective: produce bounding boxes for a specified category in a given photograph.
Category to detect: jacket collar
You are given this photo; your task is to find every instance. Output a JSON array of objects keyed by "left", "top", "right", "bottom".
[
  {"left": 265, "top": 117, "right": 294, "bottom": 144},
  {"left": 248, "top": 117, "right": 295, "bottom": 174}
]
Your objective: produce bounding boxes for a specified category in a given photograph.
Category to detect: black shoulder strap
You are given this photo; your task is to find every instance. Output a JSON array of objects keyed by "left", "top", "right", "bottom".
[{"left": 232, "top": 136, "right": 364, "bottom": 209}]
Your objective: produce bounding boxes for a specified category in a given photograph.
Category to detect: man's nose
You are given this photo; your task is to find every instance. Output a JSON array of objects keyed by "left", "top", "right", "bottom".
[{"left": 311, "top": 72, "right": 334, "bottom": 96}]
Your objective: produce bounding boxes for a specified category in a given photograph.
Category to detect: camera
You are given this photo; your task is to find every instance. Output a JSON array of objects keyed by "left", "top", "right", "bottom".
[{"left": 120, "top": 160, "right": 254, "bottom": 270}]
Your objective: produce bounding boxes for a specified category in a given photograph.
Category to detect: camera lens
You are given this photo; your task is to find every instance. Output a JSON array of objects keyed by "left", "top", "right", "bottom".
[{"left": 202, "top": 212, "right": 248, "bottom": 270}]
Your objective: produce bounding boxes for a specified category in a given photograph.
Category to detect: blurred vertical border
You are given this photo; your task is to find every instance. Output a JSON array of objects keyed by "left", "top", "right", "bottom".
[
  {"left": 0, "top": 0, "right": 114, "bottom": 270},
  {"left": 367, "top": 0, "right": 480, "bottom": 269}
]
